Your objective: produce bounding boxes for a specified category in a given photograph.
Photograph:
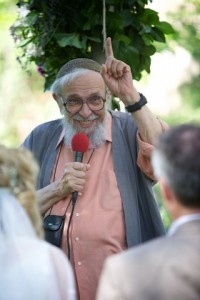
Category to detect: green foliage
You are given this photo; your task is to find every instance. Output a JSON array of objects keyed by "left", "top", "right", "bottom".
[
  {"left": 153, "top": 183, "right": 172, "bottom": 230},
  {"left": 167, "top": 0, "right": 200, "bottom": 109},
  {"left": 179, "top": 76, "right": 200, "bottom": 109},
  {"left": 163, "top": 106, "right": 200, "bottom": 127},
  {"left": 10, "top": 0, "right": 174, "bottom": 90}
]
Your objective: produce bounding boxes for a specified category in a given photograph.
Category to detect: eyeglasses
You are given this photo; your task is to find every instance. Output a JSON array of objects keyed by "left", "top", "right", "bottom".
[{"left": 61, "top": 95, "right": 106, "bottom": 114}]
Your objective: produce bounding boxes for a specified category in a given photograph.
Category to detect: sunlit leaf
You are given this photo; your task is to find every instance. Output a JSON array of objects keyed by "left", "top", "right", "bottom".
[{"left": 155, "top": 21, "right": 175, "bottom": 34}]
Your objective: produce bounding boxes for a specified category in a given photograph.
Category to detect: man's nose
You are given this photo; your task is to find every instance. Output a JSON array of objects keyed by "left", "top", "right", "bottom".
[{"left": 78, "top": 102, "right": 92, "bottom": 118}]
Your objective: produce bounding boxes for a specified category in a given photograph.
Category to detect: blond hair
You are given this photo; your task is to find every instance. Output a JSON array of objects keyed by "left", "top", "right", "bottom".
[{"left": 0, "top": 144, "right": 44, "bottom": 238}]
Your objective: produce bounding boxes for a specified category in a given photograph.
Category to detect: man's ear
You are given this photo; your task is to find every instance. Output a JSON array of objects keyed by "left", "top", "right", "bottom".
[
  {"left": 160, "top": 179, "right": 176, "bottom": 209},
  {"left": 160, "top": 179, "right": 171, "bottom": 200},
  {"left": 53, "top": 93, "right": 58, "bottom": 101},
  {"left": 52, "top": 93, "right": 63, "bottom": 114}
]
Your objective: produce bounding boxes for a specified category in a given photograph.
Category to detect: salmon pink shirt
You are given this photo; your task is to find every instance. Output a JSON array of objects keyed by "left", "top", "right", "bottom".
[{"left": 48, "top": 113, "right": 156, "bottom": 300}]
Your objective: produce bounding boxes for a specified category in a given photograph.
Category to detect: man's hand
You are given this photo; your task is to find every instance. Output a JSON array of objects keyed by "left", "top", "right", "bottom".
[
  {"left": 101, "top": 37, "right": 140, "bottom": 105},
  {"left": 58, "top": 162, "right": 91, "bottom": 197},
  {"left": 37, "top": 162, "right": 90, "bottom": 214}
]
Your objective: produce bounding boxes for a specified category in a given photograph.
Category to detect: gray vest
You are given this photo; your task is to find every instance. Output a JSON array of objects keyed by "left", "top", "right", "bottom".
[{"left": 22, "top": 110, "right": 165, "bottom": 247}]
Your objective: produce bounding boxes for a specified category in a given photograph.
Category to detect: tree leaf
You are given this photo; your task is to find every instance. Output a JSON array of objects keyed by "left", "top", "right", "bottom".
[
  {"left": 11, "top": 0, "right": 174, "bottom": 90},
  {"left": 114, "top": 33, "right": 132, "bottom": 45},
  {"left": 55, "top": 33, "right": 83, "bottom": 48},
  {"left": 26, "top": 11, "right": 38, "bottom": 26},
  {"left": 155, "top": 21, "right": 175, "bottom": 34},
  {"left": 18, "top": 37, "right": 35, "bottom": 47},
  {"left": 139, "top": 8, "right": 159, "bottom": 25},
  {"left": 150, "top": 28, "right": 166, "bottom": 43}
]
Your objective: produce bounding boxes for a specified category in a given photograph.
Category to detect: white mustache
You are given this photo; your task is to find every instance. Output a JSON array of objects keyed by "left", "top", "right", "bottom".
[
  {"left": 73, "top": 114, "right": 98, "bottom": 121},
  {"left": 63, "top": 111, "right": 109, "bottom": 149}
]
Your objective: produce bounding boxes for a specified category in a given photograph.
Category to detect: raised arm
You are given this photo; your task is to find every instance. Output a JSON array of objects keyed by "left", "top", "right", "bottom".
[{"left": 101, "top": 37, "right": 165, "bottom": 145}]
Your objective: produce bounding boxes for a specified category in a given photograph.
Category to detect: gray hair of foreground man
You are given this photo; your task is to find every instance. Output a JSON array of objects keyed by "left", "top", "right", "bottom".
[{"left": 152, "top": 123, "right": 200, "bottom": 208}]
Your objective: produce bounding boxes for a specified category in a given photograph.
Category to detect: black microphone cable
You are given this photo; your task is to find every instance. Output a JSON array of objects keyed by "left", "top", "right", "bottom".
[
  {"left": 66, "top": 149, "right": 95, "bottom": 261},
  {"left": 66, "top": 196, "right": 76, "bottom": 261}
]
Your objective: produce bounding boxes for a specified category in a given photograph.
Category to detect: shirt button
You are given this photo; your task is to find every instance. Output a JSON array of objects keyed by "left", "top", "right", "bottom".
[
  {"left": 78, "top": 261, "right": 82, "bottom": 266},
  {"left": 76, "top": 213, "right": 80, "bottom": 217},
  {"left": 75, "top": 237, "right": 80, "bottom": 241}
]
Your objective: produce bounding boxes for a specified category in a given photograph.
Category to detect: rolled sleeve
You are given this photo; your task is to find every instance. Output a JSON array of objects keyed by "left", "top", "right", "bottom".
[{"left": 137, "top": 119, "right": 169, "bottom": 180}]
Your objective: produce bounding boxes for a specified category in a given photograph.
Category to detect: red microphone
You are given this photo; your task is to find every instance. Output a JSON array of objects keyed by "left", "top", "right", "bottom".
[
  {"left": 71, "top": 133, "right": 89, "bottom": 203},
  {"left": 71, "top": 132, "right": 89, "bottom": 162}
]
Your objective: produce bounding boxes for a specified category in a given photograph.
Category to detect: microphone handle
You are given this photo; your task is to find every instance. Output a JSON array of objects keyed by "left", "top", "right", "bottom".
[
  {"left": 72, "top": 191, "right": 78, "bottom": 205},
  {"left": 74, "top": 151, "right": 84, "bottom": 163},
  {"left": 72, "top": 151, "right": 84, "bottom": 204}
]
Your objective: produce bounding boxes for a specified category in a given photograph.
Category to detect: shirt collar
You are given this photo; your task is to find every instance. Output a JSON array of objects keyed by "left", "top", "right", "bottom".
[
  {"left": 55, "top": 112, "right": 112, "bottom": 149},
  {"left": 167, "top": 213, "right": 200, "bottom": 236},
  {"left": 104, "top": 111, "right": 112, "bottom": 142},
  {"left": 56, "top": 127, "right": 65, "bottom": 148}
]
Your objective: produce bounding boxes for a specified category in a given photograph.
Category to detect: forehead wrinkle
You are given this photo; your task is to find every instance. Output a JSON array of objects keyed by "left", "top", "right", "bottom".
[
  {"left": 65, "top": 91, "right": 103, "bottom": 99},
  {"left": 62, "top": 72, "right": 106, "bottom": 97}
]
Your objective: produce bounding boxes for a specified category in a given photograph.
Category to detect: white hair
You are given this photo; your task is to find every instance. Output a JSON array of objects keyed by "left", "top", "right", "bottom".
[
  {"left": 62, "top": 110, "right": 109, "bottom": 149},
  {"left": 50, "top": 68, "right": 111, "bottom": 108}
]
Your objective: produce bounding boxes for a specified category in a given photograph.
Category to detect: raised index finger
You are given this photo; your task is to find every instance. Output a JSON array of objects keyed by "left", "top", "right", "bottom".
[{"left": 105, "top": 37, "right": 114, "bottom": 58}]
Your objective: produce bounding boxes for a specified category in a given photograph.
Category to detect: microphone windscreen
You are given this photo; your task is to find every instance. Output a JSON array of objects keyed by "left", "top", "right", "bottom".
[{"left": 71, "top": 133, "right": 89, "bottom": 152}]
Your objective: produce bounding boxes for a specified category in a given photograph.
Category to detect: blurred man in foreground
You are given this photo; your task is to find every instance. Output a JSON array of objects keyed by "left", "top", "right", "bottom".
[{"left": 97, "top": 123, "right": 200, "bottom": 300}]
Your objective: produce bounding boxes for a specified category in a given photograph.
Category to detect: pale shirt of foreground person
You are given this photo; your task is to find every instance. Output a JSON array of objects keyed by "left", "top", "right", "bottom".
[{"left": 44, "top": 112, "right": 166, "bottom": 300}]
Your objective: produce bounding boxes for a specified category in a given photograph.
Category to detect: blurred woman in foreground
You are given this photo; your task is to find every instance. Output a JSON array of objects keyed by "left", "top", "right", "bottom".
[{"left": 0, "top": 144, "right": 76, "bottom": 300}]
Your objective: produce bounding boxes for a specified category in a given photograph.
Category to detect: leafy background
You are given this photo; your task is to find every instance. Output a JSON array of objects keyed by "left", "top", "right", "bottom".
[
  {"left": 11, "top": 0, "right": 174, "bottom": 90},
  {"left": 0, "top": 0, "right": 199, "bottom": 229}
]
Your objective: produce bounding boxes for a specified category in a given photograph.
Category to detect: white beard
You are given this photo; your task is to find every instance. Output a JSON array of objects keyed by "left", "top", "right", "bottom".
[{"left": 62, "top": 111, "right": 109, "bottom": 149}]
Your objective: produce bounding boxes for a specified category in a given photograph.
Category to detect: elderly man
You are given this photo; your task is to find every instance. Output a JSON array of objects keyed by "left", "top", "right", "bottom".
[
  {"left": 97, "top": 124, "right": 200, "bottom": 300},
  {"left": 22, "top": 37, "right": 166, "bottom": 300}
]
